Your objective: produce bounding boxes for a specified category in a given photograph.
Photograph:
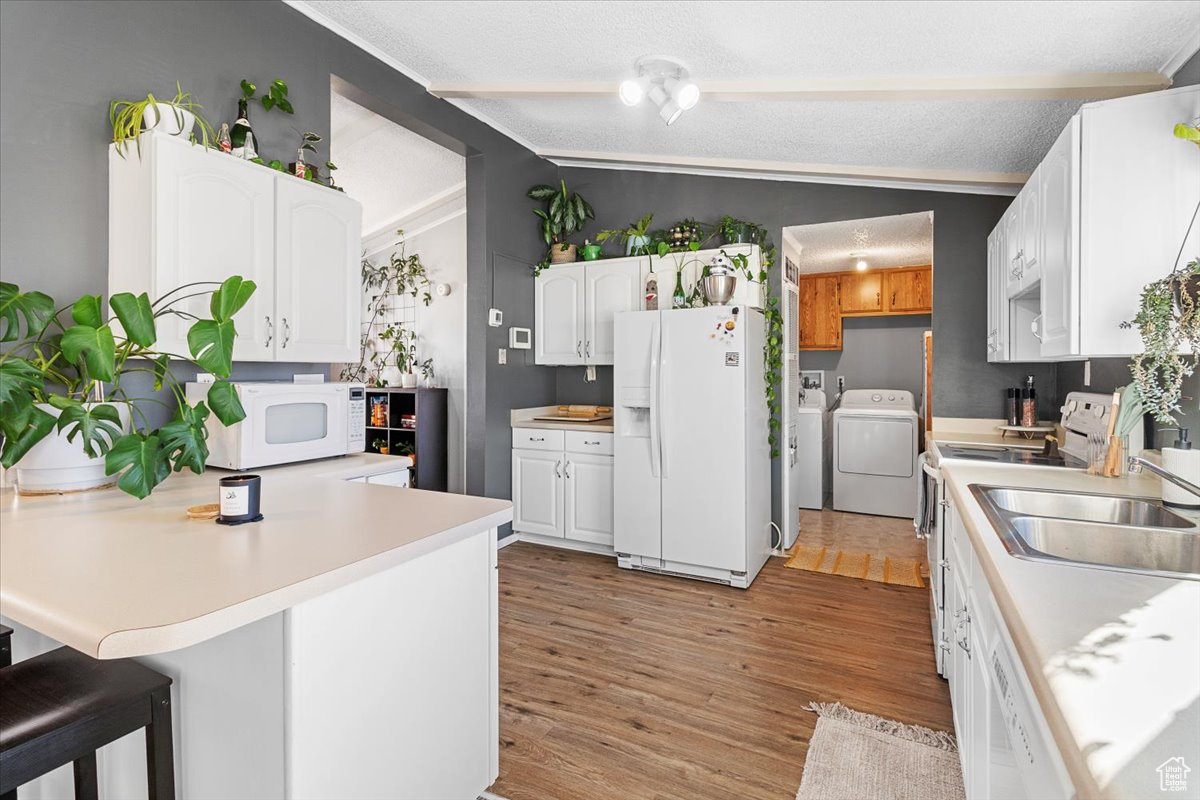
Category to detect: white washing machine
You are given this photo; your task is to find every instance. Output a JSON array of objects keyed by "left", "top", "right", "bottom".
[
  {"left": 796, "top": 389, "right": 830, "bottom": 511},
  {"left": 833, "top": 389, "right": 919, "bottom": 518}
]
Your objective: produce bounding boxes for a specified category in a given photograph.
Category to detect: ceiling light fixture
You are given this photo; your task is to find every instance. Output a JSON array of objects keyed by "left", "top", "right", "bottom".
[
  {"left": 852, "top": 253, "right": 869, "bottom": 271},
  {"left": 618, "top": 56, "right": 699, "bottom": 126}
]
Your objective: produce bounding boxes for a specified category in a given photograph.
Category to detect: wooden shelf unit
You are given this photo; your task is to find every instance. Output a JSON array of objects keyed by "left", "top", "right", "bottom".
[{"left": 364, "top": 387, "right": 448, "bottom": 491}]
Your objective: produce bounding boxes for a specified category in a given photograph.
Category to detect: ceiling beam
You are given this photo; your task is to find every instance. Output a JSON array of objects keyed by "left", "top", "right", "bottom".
[
  {"left": 428, "top": 71, "right": 1170, "bottom": 102},
  {"left": 539, "top": 149, "right": 1028, "bottom": 195}
]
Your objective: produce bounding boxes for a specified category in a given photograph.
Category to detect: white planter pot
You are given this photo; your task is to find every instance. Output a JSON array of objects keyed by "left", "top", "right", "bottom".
[
  {"left": 142, "top": 103, "right": 196, "bottom": 138},
  {"left": 627, "top": 235, "right": 651, "bottom": 256},
  {"left": 401, "top": 372, "right": 418, "bottom": 388},
  {"left": 15, "top": 403, "right": 132, "bottom": 495},
  {"left": 382, "top": 366, "right": 403, "bottom": 387}
]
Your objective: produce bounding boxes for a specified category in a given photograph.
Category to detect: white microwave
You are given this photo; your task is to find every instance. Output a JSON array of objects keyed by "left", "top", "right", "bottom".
[{"left": 185, "top": 382, "right": 366, "bottom": 470}]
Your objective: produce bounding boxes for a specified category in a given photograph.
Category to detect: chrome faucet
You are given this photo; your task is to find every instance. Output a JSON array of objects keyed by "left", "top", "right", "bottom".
[{"left": 1128, "top": 456, "right": 1200, "bottom": 500}]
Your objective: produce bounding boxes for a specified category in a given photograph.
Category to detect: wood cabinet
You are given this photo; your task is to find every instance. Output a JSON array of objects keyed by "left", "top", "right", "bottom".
[
  {"left": 798, "top": 275, "right": 841, "bottom": 350},
  {"left": 108, "top": 131, "right": 362, "bottom": 363},
  {"left": 512, "top": 429, "right": 614, "bottom": 549},
  {"left": 883, "top": 267, "right": 933, "bottom": 313},
  {"left": 798, "top": 265, "right": 931, "bottom": 351},
  {"left": 838, "top": 271, "right": 883, "bottom": 314}
]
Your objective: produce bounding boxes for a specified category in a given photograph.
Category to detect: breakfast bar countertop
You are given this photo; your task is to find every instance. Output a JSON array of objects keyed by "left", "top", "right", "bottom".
[{"left": 0, "top": 454, "right": 512, "bottom": 659}]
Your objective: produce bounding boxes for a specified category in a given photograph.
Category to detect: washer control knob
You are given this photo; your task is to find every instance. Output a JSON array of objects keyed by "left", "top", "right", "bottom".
[{"left": 871, "top": 393, "right": 882, "bottom": 402}]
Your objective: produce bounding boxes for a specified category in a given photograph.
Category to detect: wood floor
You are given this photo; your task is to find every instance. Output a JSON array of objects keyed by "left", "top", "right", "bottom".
[{"left": 491, "top": 541, "right": 953, "bottom": 800}]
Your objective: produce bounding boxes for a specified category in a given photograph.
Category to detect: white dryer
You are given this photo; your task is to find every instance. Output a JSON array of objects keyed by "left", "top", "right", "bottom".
[
  {"left": 833, "top": 389, "right": 919, "bottom": 518},
  {"left": 795, "top": 388, "right": 830, "bottom": 512}
]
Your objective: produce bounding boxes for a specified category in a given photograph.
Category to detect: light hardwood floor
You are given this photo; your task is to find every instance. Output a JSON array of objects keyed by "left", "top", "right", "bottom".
[
  {"left": 797, "top": 507, "right": 929, "bottom": 563},
  {"left": 491, "top": 540, "right": 952, "bottom": 800}
]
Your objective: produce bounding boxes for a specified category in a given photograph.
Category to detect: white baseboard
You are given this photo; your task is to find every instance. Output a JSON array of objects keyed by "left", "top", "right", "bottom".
[
  {"left": 504, "top": 531, "right": 616, "bottom": 557},
  {"left": 496, "top": 533, "right": 520, "bottom": 550},
  {"left": 479, "top": 792, "right": 509, "bottom": 800}
]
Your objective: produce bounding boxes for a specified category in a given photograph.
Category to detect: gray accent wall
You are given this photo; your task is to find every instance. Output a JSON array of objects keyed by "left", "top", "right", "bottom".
[
  {"left": 0, "top": 0, "right": 558, "bottom": 516},
  {"left": 802, "top": 316, "right": 932, "bottom": 412}
]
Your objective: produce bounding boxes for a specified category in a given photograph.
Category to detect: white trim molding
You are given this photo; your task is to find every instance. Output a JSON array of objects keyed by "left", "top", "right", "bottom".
[
  {"left": 540, "top": 149, "right": 1027, "bottom": 196},
  {"left": 361, "top": 181, "right": 467, "bottom": 256},
  {"left": 429, "top": 72, "right": 1171, "bottom": 102}
]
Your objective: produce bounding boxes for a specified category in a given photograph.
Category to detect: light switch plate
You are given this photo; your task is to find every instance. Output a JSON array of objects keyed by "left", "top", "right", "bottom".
[{"left": 498, "top": 348, "right": 507, "bottom": 365}]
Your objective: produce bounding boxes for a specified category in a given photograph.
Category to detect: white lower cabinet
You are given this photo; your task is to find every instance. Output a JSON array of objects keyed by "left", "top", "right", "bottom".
[
  {"left": 944, "top": 495, "right": 1073, "bottom": 800},
  {"left": 512, "top": 429, "right": 614, "bottom": 549}
]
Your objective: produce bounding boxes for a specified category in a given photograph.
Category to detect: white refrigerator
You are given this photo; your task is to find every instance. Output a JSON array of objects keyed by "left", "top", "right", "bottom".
[{"left": 613, "top": 305, "right": 772, "bottom": 589}]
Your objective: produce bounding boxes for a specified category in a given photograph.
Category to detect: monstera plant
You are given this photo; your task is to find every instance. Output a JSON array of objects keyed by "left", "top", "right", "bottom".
[{"left": 0, "top": 277, "right": 255, "bottom": 498}]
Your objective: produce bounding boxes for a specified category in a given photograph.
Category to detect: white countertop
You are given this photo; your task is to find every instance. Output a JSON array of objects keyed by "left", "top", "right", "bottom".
[
  {"left": 0, "top": 454, "right": 512, "bottom": 659},
  {"left": 939, "top": 460, "right": 1199, "bottom": 800},
  {"left": 510, "top": 406, "right": 614, "bottom": 433}
]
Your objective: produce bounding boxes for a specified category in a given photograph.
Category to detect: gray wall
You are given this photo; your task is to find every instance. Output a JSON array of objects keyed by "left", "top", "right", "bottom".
[
  {"left": 802, "top": 315, "right": 932, "bottom": 409},
  {"left": 0, "top": 0, "right": 558, "bottom": 518},
  {"left": 556, "top": 167, "right": 1059, "bottom": 421}
]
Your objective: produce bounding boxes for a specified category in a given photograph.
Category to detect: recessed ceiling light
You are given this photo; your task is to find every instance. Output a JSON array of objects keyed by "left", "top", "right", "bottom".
[
  {"left": 619, "top": 56, "right": 698, "bottom": 125},
  {"left": 856, "top": 259, "right": 869, "bottom": 271}
]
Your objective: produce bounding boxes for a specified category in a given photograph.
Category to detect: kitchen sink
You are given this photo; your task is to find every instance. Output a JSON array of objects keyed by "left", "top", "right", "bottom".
[
  {"left": 970, "top": 485, "right": 1200, "bottom": 581},
  {"left": 982, "top": 487, "right": 1195, "bottom": 529}
]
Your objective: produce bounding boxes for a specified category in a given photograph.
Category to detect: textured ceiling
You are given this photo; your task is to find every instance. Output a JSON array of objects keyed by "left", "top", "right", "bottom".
[
  {"left": 299, "top": 1, "right": 1198, "bottom": 189},
  {"left": 786, "top": 211, "right": 933, "bottom": 273},
  {"left": 330, "top": 90, "right": 465, "bottom": 236}
]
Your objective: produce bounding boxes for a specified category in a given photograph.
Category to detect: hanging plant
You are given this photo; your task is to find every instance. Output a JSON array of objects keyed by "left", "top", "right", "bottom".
[{"left": 1123, "top": 258, "right": 1200, "bottom": 424}]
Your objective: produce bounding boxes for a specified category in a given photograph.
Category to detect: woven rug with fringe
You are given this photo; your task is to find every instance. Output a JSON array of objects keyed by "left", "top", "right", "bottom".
[
  {"left": 784, "top": 543, "right": 925, "bottom": 588},
  {"left": 796, "top": 702, "right": 964, "bottom": 800}
]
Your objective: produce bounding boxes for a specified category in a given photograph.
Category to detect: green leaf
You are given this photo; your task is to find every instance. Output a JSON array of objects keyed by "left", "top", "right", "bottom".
[
  {"left": 526, "top": 184, "right": 555, "bottom": 200},
  {"left": 187, "top": 319, "right": 235, "bottom": 376},
  {"left": 260, "top": 95, "right": 275, "bottom": 112},
  {"left": 151, "top": 354, "right": 170, "bottom": 391},
  {"left": 272, "top": 79, "right": 288, "bottom": 96},
  {"left": 0, "top": 282, "right": 55, "bottom": 342},
  {"left": 56, "top": 401, "right": 124, "bottom": 458},
  {"left": 71, "top": 295, "right": 103, "bottom": 328},
  {"left": 1174, "top": 123, "right": 1200, "bottom": 144},
  {"left": 105, "top": 433, "right": 170, "bottom": 499},
  {"left": 0, "top": 358, "right": 44, "bottom": 410},
  {"left": 276, "top": 98, "right": 294, "bottom": 115},
  {"left": 269, "top": 159, "right": 284, "bottom": 171},
  {"left": 240, "top": 79, "right": 256, "bottom": 98},
  {"left": 209, "top": 276, "right": 256, "bottom": 322},
  {"left": 206, "top": 379, "right": 246, "bottom": 426},
  {"left": 108, "top": 291, "right": 156, "bottom": 347},
  {"left": 60, "top": 324, "right": 116, "bottom": 381},
  {"left": 158, "top": 402, "right": 210, "bottom": 474},
  {"left": 0, "top": 403, "right": 56, "bottom": 468}
]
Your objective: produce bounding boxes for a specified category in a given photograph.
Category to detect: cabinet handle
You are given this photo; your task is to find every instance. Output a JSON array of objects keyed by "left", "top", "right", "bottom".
[
  {"left": 564, "top": 460, "right": 572, "bottom": 478},
  {"left": 938, "top": 641, "right": 952, "bottom": 652},
  {"left": 577, "top": 340, "right": 582, "bottom": 357},
  {"left": 554, "top": 459, "right": 562, "bottom": 479},
  {"left": 937, "top": 559, "right": 950, "bottom": 568},
  {"left": 584, "top": 440, "right": 600, "bottom": 446},
  {"left": 890, "top": 291, "right": 896, "bottom": 307},
  {"left": 282, "top": 317, "right": 291, "bottom": 348},
  {"left": 939, "top": 498, "right": 950, "bottom": 508},
  {"left": 265, "top": 316, "right": 273, "bottom": 348},
  {"left": 585, "top": 340, "right": 591, "bottom": 358},
  {"left": 1031, "top": 314, "right": 1044, "bottom": 343},
  {"left": 876, "top": 291, "right": 880, "bottom": 305},
  {"left": 529, "top": 436, "right": 545, "bottom": 442}
]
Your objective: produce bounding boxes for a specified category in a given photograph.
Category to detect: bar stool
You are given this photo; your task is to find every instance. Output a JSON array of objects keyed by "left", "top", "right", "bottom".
[{"left": 0, "top": 627, "right": 175, "bottom": 800}]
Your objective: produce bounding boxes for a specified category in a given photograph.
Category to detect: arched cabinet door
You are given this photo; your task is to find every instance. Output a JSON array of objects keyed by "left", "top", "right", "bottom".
[
  {"left": 534, "top": 265, "right": 586, "bottom": 365},
  {"left": 274, "top": 179, "right": 361, "bottom": 363}
]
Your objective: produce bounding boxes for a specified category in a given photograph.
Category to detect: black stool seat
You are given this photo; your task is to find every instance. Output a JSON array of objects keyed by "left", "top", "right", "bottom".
[{"left": 0, "top": 644, "right": 174, "bottom": 799}]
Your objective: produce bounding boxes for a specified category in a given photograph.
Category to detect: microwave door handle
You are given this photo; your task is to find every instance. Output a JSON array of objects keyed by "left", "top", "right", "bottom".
[{"left": 649, "top": 321, "right": 661, "bottom": 479}]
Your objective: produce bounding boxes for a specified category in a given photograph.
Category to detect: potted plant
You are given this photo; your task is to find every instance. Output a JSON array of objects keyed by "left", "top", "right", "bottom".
[
  {"left": 1124, "top": 258, "right": 1199, "bottom": 424},
  {"left": 110, "top": 83, "right": 216, "bottom": 157},
  {"left": 0, "top": 276, "right": 255, "bottom": 498},
  {"left": 667, "top": 219, "right": 705, "bottom": 250},
  {"left": 596, "top": 213, "right": 654, "bottom": 256},
  {"left": 580, "top": 239, "right": 603, "bottom": 261},
  {"left": 528, "top": 180, "right": 595, "bottom": 271},
  {"left": 718, "top": 215, "right": 765, "bottom": 245},
  {"left": 372, "top": 437, "right": 389, "bottom": 455},
  {"left": 395, "top": 440, "right": 415, "bottom": 466}
]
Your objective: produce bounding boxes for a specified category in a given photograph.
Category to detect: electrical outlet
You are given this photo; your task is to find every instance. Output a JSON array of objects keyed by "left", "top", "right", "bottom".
[
  {"left": 837, "top": 376, "right": 846, "bottom": 393},
  {"left": 498, "top": 348, "right": 507, "bottom": 365}
]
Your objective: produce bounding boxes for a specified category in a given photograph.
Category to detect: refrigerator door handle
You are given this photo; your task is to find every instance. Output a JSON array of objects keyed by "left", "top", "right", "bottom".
[
  {"left": 659, "top": 320, "right": 669, "bottom": 479},
  {"left": 649, "top": 321, "right": 661, "bottom": 478}
]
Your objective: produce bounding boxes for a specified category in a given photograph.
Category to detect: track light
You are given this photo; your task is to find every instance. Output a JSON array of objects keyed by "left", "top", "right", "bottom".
[{"left": 617, "top": 56, "right": 698, "bottom": 125}]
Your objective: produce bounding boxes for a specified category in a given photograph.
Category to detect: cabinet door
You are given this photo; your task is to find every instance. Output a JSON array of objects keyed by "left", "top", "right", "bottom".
[
  {"left": 838, "top": 272, "right": 882, "bottom": 314},
  {"left": 534, "top": 265, "right": 586, "bottom": 365},
  {"left": 1039, "top": 118, "right": 1079, "bottom": 358},
  {"left": 585, "top": 259, "right": 642, "bottom": 365},
  {"left": 511, "top": 449, "right": 563, "bottom": 537},
  {"left": 1003, "top": 202, "right": 1024, "bottom": 298},
  {"left": 986, "top": 233, "right": 1000, "bottom": 363},
  {"left": 1018, "top": 167, "right": 1042, "bottom": 289},
  {"left": 990, "top": 227, "right": 1011, "bottom": 362},
  {"left": 798, "top": 277, "right": 817, "bottom": 349},
  {"left": 564, "top": 453, "right": 614, "bottom": 546},
  {"left": 151, "top": 136, "right": 276, "bottom": 361},
  {"left": 798, "top": 276, "right": 841, "bottom": 350},
  {"left": 275, "top": 178, "right": 362, "bottom": 362},
  {"left": 883, "top": 267, "right": 932, "bottom": 313}
]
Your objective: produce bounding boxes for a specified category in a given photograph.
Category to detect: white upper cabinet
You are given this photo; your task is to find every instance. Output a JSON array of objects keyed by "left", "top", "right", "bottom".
[
  {"left": 534, "top": 264, "right": 587, "bottom": 365},
  {"left": 987, "top": 85, "right": 1199, "bottom": 361},
  {"left": 108, "top": 132, "right": 361, "bottom": 363},
  {"left": 585, "top": 260, "right": 642, "bottom": 364},
  {"left": 275, "top": 178, "right": 361, "bottom": 362},
  {"left": 1038, "top": 118, "right": 1080, "bottom": 358}
]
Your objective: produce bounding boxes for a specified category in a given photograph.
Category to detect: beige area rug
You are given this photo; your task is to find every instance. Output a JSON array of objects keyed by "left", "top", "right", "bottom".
[
  {"left": 784, "top": 543, "right": 925, "bottom": 588},
  {"left": 796, "top": 703, "right": 964, "bottom": 800}
]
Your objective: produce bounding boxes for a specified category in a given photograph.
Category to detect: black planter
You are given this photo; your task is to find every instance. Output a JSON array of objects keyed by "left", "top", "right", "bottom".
[
  {"left": 723, "top": 224, "right": 754, "bottom": 245},
  {"left": 1172, "top": 273, "right": 1200, "bottom": 314}
]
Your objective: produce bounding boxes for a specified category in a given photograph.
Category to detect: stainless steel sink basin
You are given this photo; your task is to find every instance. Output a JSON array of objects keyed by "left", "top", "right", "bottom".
[
  {"left": 970, "top": 485, "right": 1200, "bottom": 581},
  {"left": 983, "top": 487, "right": 1195, "bottom": 529}
]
